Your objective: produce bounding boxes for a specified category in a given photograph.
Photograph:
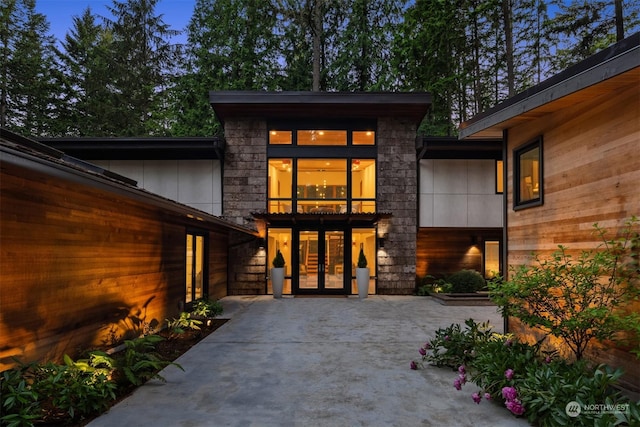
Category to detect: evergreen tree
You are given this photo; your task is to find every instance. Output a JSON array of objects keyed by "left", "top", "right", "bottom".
[
  {"left": 57, "top": 8, "right": 114, "bottom": 136},
  {"left": 0, "top": 0, "right": 60, "bottom": 135},
  {"left": 104, "top": 0, "right": 180, "bottom": 136}
]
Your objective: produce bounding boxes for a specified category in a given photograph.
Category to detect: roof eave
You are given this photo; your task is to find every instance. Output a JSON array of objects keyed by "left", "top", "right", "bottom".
[{"left": 459, "top": 32, "right": 640, "bottom": 140}]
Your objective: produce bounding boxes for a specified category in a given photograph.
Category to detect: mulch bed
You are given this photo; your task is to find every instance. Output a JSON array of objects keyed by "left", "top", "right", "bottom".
[{"left": 66, "top": 319, "right": 228, "bottom": 427}]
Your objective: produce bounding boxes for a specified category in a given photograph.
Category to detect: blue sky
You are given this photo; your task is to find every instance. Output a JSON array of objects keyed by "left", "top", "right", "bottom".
[{"left": 36, "top": 0, "right": 194, "bottom": 44}]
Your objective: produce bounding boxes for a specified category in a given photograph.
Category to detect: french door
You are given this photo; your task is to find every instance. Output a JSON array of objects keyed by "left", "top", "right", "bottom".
[{"left": 296, "top": 229, "right": 347, "bottom": 294}]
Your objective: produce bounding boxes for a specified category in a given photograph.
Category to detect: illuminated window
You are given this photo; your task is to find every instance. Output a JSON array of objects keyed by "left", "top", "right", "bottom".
[
  {"left": 269, "top": 130, "right": 292, "bottom": 145},
  {"left": 514, "top": 137, "right": 542, "bottom": 209},
  {"left": 353, "top": 131, "right": 375, "bottom": 145},
  {"left": 484, "top": 240, "right": 500, "bottom": 278},
  {"left": 268, "top": 159, "right": 293, "bottom": 213},
  {"left": 186, "top": 232, "right": 207, "bottom": 304},
  {"left": 297, "top": 130, "right": 347, "bottom": 146},
  {"left": 496, "top": 160, "right": 504, "bottom": 194}
]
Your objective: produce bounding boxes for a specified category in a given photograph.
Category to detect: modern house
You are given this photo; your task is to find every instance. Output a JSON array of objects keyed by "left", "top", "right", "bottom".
[
  {"left": 459, "top": 32, "right": 640, "bottom": 389},
  {"left": 41, "top": 92, "right": 504, "bottom": 299},
  {"left": 0, "top": 129, "right": 256, "bottom": 370}
]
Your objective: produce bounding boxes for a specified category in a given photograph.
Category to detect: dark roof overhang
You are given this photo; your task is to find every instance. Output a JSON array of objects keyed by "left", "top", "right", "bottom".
[
  {"left": 209, "top": 91, "right": 431, "bottom": 125},
  {"left": 251, "top": 211, "right": 392, "bottom": 227},
  {"left": 416, "top": 136, "right": 502, "bottom": 160},
  {"left": 36, "top": 137, "right": 225, "bottom": 160},
  {"left": 459, "top": 32, "right": 640, "bottom": 140}
]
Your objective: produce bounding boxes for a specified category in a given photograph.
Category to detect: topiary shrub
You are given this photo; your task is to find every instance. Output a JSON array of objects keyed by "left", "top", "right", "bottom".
[{"left": 447, "top": 269, "right": 485, "bottom": 293}]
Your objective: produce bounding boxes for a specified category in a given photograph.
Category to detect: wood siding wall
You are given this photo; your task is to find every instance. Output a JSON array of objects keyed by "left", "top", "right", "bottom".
[
  {"left": 416, "top": 228, "right": 502, "bottom": 282},
  {"left": 0, "top": 160, "right": 229, "bottom": 370},
  {"left": 504, "top": 81, "right": 639, "bottom": 389}
]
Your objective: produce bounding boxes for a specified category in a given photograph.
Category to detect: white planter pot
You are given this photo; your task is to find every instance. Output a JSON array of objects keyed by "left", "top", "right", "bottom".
[
  {"left": 356, "top": 268, "right": 370, "bottom": 299},
  {"left": 271, "top": 267, "right": 285, "bottom": 299}
]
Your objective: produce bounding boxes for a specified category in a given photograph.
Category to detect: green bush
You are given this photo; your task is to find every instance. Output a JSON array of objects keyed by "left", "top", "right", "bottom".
[
  {"left": 191, "top": 297, "right": 224, "bottom": 318},
  {"left": 166, "top": 312, "right": 202, "bottom": 338},
  {"left": 447, "top": 269, "right": 485, "bottom": 293},
  {"left": 411, "top": 320, "right": 639, "bottom": 426}
]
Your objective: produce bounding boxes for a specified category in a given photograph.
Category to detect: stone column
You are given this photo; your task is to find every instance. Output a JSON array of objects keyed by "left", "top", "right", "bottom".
[
  {"left": 223, "top": 118, "right": 267, "bottom": 295},
  {"left": 376, "top": 117, "right": 417, "bottom": 294}
]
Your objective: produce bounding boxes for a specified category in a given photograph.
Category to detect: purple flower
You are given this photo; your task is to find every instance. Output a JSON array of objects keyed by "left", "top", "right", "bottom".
[
  {"left": 501, "top": 386, "right": 518, "bottom": 402},
  {"left": 472, "top": 392, "right": 482, "bottom": 404},
  {"left": 505, "top": 368, "right": 514, "bottom": 380},
  {"left": 484, "top": 392, "right": 492, "bottom": 401},
  {"left": 444, "top": 335, "right": 450, "bottom": 341},
  {"left": 419, "top": 347, "right": 426, "bottom": 356},
  {"left": 458, "top": 373, "right": 467, "bottom": 385},
  {"left": 504, "top": 339, "right": 513, "bottom": 347},
  {"left": 506, "top": 399, "right": 525, "bottom": 416},
  {"left": 458, "top": 365, "right": 466, "bottom": 375},
  {"left": 544, "top": 356, "right": 552, "bottom": 364},
  {"left": 453, "top": 378, "right": 462, "bottom": 390},
  {"left": 410, "top": 361, "right": 418, "bottom": 370},
  {"left": 424, "top": 342, "right": 432, "bottom": 350}
]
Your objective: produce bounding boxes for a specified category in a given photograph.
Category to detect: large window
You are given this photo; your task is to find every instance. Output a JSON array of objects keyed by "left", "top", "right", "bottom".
[
  {"left": 514, "top": 137, "right": 542, "bottom": 209},
  {"left": 268, "top": 127, "right": 377, "bottom": 214}
]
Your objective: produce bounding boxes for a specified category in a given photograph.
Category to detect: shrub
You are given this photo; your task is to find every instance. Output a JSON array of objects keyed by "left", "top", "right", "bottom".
[
  {"left": 447, "top": 269, "right": 486, "bottom": 293},
  {"left": 411, "top": 320, "right": 639, "bottom": 426},
  {"left": 191, "top": 297, "right": 224, "bottom": 318},
  {"left": 489, "top": 217, "right": 640, "bottom": 360},
  {"left": 112, "top": 334, "right": 183, "bottom": 386},
  {"left": 166, "top": 312, "right": 202, "bottom": 338}
]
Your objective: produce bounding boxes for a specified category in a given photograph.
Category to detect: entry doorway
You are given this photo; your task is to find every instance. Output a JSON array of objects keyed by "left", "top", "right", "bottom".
[{"left": 297, "top": 229, "right": 346, "bottom": 294}]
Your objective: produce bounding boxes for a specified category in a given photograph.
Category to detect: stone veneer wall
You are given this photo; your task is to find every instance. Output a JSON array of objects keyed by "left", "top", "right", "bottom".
[
  {"left": 376, "top": 117, "right": 418, "bottom": 294},
  {"left": 222, "top": 118, "right": 267, "bottom": 295}
]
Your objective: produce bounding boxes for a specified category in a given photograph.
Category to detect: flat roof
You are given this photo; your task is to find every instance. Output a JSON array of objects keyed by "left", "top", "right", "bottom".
[
  {"left": 459, "top": 32, "right": 640, "bottom": 140},
  {"left": 209, "top": 91, "right": 431, "bottom": 125},
  {"left": 36, "top": 137, "right": 224, "bottom": 160}
]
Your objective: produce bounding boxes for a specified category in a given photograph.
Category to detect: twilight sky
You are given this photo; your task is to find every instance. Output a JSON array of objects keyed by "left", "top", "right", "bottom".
[{"left": 36, "top": 0, "right": 194, "bottom": 45}]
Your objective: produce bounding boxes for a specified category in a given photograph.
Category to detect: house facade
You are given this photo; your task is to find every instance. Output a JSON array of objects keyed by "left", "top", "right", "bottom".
[
  {"left": 460, "top": 32, "right": 640, "bottom": 389},
  {"left": 43, "top": 92, "right": 504, "bottom": 298}
]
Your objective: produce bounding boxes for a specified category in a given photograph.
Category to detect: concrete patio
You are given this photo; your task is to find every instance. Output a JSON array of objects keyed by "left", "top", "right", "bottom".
[{"left": 88, "top": 296, "right": 530, "bottom": 426}]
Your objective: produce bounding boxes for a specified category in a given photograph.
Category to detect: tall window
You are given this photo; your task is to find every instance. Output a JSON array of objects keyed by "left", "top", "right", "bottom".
[
  {"left": 484, "top": 240, "right": 501, "bottom": 278},
  {"left": 514, "top": 137, "right": 542, "bottom": 209},
  {"left": 268, "top": 127, "right": 376, "bottom": 214},
  {"left": 186, "top": 232, "right": 206, "bottom": 303}
]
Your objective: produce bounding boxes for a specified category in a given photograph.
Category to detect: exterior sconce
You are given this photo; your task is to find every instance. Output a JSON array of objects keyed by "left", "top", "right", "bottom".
[
  {"left": 379, "top": 237, "right": 385, "bottom": 249},
  {"left": 257, "top": 238, "right": 266, "bottom": 250},
  {"left": 471, "top": 235, "right": 479, "bottom": 246}
]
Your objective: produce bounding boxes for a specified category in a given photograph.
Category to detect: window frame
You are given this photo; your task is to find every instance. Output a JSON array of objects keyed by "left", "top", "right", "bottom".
[
  {"left": 185, "top": 229, "right": 208, "bottom": 306},
  {"left": 513, "top": 137, "right": 543, "bottom": 210}
]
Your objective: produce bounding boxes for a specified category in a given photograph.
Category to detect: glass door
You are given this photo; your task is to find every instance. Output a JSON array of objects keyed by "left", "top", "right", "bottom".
[{"left": 297, "top": 229, "right": 346, "bottom": 294}]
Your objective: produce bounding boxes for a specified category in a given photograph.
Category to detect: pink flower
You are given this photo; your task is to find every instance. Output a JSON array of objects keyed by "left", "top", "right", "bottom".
[
  {"left": 506, "top": 399, "right": 525, "bottom": 415},
  {"left": 458, "top": 373, "right": 467, "bottom": 385},
  {"left": 424, "top": 342, "right": 432, "bottom": 349},
  {"left": 472, "top": 392, "right": 482, "bottom": 404},
  {"left": 544, "top": 356, "right": 551, "bottom": 364},
  {"left": 444, "top": 335, "right": 450, "bottom": 341},
  {"left": 505, "top": 368, "right": 514, "bottom": 380},
  {"left": 453, "top": 378, "right": 462, "bottom": 390},
  {"left": 458, "top": 365, "right": 466, "bottom": 375},
  {"left": 504, "top": 339, "right": 513, "bottom": 347},
  {"left": 410, "top": 361, "right": 418, "bottom": 370},
  {"left": 501, "top": 386, "right": 518, "bottom": 402},
  {"left": 484, "top": 392, "right": 492, "bottom": 401},
  {"left": 419, "top": 347, "right": 426, "bottom": 356}
]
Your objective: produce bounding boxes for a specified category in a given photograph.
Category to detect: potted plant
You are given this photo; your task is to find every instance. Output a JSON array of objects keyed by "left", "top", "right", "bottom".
[
  {"left": 271, "top": 249, "right": 285, "bottom": 298},
  {"left": 355, "top": 244, "right": 369, "bottom": 299}
]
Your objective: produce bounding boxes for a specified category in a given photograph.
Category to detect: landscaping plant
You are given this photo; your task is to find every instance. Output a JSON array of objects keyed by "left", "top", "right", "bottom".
[
  {"left": 166, "top": 312, "right": 203, "bottom": 338},
  {"left": 489, "top": 217, "right": 640, "bottom": 360},
  {"left": 411, "top": 319, "right": 640, "bottom": 426},
  {"left": 191, "top": 297, "right": 224, "bottom": 318}
]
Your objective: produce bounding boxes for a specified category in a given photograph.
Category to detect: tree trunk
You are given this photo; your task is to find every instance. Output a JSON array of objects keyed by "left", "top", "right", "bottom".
[
  {"left": 615, "top": 0, "right": 624, "bottom": 41},
  {"left": 502, "top": 0, "right": 515, "bottom": 97},
  {"left": 312, "top": 0, "right": 322, "bottom": 91}
]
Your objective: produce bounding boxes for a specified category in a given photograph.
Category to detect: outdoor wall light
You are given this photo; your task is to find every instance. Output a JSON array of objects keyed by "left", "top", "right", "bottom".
[
  {"left": 379, "top": 237, "right": 385, "bottom": 249},
  {"left": 257, "top": 238, "right": 266, "bottom": 250}
]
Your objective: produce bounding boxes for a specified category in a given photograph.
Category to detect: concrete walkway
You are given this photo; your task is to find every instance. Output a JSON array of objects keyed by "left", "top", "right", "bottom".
[{"left": 88, "top": 296, "right": 530, "bottom": 427}]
